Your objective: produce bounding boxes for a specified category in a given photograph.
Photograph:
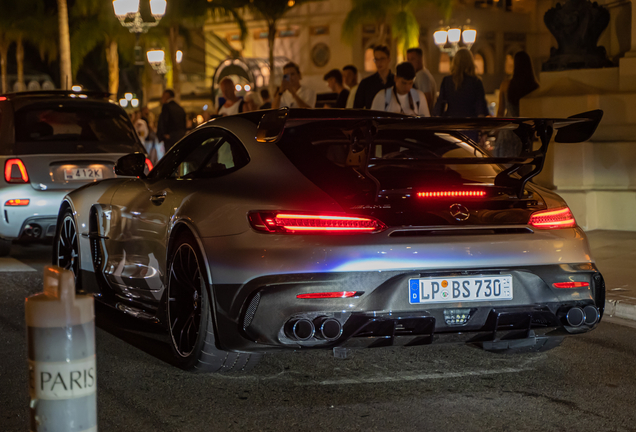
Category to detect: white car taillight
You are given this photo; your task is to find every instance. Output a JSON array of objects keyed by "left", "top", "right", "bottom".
[{"left": 4, "top": 159, "right": 29, "bottom": 183}]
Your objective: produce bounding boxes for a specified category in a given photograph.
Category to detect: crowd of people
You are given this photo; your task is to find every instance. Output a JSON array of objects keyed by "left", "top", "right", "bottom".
[{"left": 132, "top": 45, "right": 540, "bottom": 163}]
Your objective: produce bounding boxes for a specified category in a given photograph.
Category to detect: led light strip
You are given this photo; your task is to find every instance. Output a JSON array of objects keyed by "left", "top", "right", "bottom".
[{"left": 417, "top": 191, "right": 486, "bottom": 198}]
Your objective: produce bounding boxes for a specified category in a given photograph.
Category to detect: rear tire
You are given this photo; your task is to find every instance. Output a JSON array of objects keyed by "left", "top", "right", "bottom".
[
  {"left": 54, "top": 208, "right": 80, "bottom": 282},
  {"left": 166, "top": 231, "right": 261, "bottom": 373},
  {"left": 0, "top": 238, "right": 11, "bottom": 257}
]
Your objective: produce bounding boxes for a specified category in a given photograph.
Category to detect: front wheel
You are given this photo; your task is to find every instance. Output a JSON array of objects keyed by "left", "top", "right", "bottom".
[{"left": 166, "top": 231, "right": 261, "bottom": 373}]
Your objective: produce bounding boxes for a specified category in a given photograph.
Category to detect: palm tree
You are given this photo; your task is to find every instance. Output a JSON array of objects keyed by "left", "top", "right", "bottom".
[
  {"left": 342, "top": 0, "right": 453, "bottom": 58},
  {"left": 70, "top": 0, "right": 135, "bottom": 96},
  {"left": 242, "top": 0, "right": 311, "bottom": 87},
  {"left": 58, "top": 0, "right": 72, "bottom": 89},
  {"left": 0, "top": 0, "right": 47, "bottom": 93}
]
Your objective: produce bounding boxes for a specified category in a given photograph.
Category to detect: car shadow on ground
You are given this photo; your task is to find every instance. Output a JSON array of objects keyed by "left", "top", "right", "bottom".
[{"left": 94, "top": 301, "right": 177, "bottom": 367}]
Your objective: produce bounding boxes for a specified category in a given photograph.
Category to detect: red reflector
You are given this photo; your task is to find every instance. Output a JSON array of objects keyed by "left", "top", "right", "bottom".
[
  {"left": 553, "top": 282, "right": 590, "bottom": 289},
  {"left": 0, "top": 96, "right": 6, "bottom": 101},
  {"left": 296, "top": 291, "right": 357, "bottom": 299},
  {"left": 249, "top": 212, "right": 386, "bottom": 234},
  {"left": 145, "top": 158, "right": 154, "bottom": 172},
  {"left": 5, "top": 199, "right": 29, "bottom": 206},
  {"left": 417, "top": 191, "right": 486, "bottom": 198},
  {"left": 529, "top": 207, "right": 576, "bottom": 229},
  {"left": 4, "top": 159, "right": 29, "bottom": 183}
]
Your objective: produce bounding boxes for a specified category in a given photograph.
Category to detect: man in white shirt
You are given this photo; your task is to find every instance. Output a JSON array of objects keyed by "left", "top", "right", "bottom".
[
  {"left": 371, "top": 62, "right": 430, "bottom": 117},
  {"left": 272, "top": 62, "right": 317, "bottom": 109},
  {"left": 406, "top": 47, "right": 437, "bottom": 115}
]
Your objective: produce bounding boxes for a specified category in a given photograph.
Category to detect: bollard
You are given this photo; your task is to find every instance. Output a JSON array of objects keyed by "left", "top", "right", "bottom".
[{"left": 25, "top": 266, "right": 97, "bottom": 432}]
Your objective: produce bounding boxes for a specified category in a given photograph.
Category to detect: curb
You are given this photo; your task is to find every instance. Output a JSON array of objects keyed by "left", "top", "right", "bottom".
[{"left": 604, "top": 299, "right": 636, "bottom": 321}]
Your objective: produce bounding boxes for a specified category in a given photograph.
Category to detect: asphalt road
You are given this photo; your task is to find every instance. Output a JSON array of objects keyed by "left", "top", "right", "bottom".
[{"left": 2, "top": 245, "right": 636, "bottom": 431}]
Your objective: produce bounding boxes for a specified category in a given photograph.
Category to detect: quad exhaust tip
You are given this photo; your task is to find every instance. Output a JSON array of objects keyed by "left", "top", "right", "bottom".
[
  {"left": 285, "top": 317, "right": 343, "bottom": 341},
  {"left": 285, "top": 318, "right": 315, "bottom": 341},
  {"left": 315, "top": 317, "right": 343, "bottom": 341},
  {"left": 566, "top": 306, "right": 599, "bottom": 327}
]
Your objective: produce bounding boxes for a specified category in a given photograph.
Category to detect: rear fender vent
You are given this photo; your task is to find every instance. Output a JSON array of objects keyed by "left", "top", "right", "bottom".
[
  {"left": 389, "top": 228, "right": 533, "bottom": 237},
  {"left": 243, "top": 292, "right": 261, "bottom": 330}
]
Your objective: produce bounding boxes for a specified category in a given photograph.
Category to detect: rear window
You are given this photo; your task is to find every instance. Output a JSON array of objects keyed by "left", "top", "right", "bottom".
[
  {"left": 277, "top": 124, "right": 502, "bottom": 198},
  {"left": 14, "top": 102, "right": 140, "bottom": 154}
]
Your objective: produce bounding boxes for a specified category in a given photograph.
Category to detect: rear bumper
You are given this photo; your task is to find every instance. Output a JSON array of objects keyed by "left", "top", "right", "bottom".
[
  {"left": 212, "top": 264, "right": 605, "bottom": 352},
  {"left": 0, "top": 185, "right": 69, "bottom": 240}
]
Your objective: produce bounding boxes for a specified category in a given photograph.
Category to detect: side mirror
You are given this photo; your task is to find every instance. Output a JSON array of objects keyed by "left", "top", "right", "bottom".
[{"left": 115, "top": 153, "right": 146, "bottom": 177}]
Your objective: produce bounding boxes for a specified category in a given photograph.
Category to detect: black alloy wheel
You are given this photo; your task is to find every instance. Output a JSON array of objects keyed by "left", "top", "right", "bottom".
[
  {"left": 168, "top": 241, "right": 204, "bottom": 358},
  {"left": 166, "top": 232, "right": 262, "bottom": 373},
  {"left": 56, "top": 210, "right": 79, "bottom": 278}
]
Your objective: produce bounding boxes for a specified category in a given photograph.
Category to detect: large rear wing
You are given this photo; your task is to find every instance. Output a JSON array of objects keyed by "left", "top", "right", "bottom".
[{"left": 256, "top": 108, "right": 603, "bottom": 198}]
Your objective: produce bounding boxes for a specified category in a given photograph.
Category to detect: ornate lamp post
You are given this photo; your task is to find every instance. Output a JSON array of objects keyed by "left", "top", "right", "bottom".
[
  {"left": 112, "top": 0, "right": 166, "bottom": 102},
  {"left": 434, "top": 21, "right": 477, "bottom": 57},
  {"left": 147, "top": 49, "right": 182, "bottom": 91},
  {"left": 112, "top": 0, "right": 167, "bottom": 33}
]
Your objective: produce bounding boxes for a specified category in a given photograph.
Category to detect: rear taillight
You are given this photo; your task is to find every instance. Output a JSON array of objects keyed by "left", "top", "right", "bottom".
[
  {"left": 145, "top": 158, "right": 154, "bottom": 172},
  {"left": 529, "top": 207, "right": 576, "bottom": 229},
  {"left": 417, "top": 190, "right": 486, "bottom": 198},
  {"left": 4, "top": 159, "right": 29, "bottom": 183},
  {"left": 553, "top": 282, "right": 590, "bottom": 289},
  {"left": 248, "top": 212, "right": 387, "bottom": 234}
]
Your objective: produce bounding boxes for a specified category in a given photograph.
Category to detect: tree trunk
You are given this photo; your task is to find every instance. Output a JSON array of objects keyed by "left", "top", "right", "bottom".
[
  {"left": 268, "top": 20, "right": 277, "bottom": 96},
  {"left": 169, "top": 26, "right": 181, "bottom": 102},
  {"left": 105, "top": 39, "right": 119, "bottom": 97},
  {"left": 0, "top": 41, "right": 8, "bottom": 94},
  {"left": 16, "top": 35, "right": 24, "bottom": 92},
  {"left": 57, "top": 0, "right": 72, "bottom": 89}
]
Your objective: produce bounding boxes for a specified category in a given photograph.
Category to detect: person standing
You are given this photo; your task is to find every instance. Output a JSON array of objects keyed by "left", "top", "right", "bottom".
[
  {"left": 433, "top": 48, "right": 488, "bottom": 117},
  {"left": 323, "top": 69, "right": 350, "bottom": 108},
  {"left": 272, "top": 62, "right": 317, "bottom": 109},
  {"left": 342, "top": 65, "right": 359, "bottom": 108},
  {"left": 157, "top": 89, "right": 187, "bottom": 151},
  {"left": 217, "top": 77, "right": 244, "bottom": 116},
  {"left": 406, "top": 47, "right": 437, "bottom": 114},
  {"left": 259, "top": 88, "right": 272, "bottom": 109},
  {"left": 370, "top": 62, "right": 430, "bottom": 116},
  {"left": 353, "top": 45, "right": 395, "bottom": 109},
  {"left": 497, "top": 51, "right": 539, "bottom": 117}
]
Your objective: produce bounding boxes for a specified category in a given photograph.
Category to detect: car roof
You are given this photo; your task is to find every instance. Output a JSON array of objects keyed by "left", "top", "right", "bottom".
[{"left": 0, "top": 90, "right": 115, "bottom": 110}]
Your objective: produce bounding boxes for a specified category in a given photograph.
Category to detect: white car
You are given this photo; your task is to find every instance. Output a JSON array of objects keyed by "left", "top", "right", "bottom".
[{"left": 0, "top": 90, "right": 150, "bottom": 256}]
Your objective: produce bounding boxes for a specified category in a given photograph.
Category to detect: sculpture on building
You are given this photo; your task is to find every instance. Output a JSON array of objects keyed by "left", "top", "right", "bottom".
[{"left": 542, "top": 0, "right": 613, "bottom": 71}]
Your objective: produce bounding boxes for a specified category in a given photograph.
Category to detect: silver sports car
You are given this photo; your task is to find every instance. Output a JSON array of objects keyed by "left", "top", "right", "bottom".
[{"left": 55, "top": 108, "right": 605, "bottom": 373}]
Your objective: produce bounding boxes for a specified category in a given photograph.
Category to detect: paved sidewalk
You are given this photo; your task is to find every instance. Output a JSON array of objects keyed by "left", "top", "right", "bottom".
[{"left": 587, "top": 230, "right": 636, "bottom": 321}]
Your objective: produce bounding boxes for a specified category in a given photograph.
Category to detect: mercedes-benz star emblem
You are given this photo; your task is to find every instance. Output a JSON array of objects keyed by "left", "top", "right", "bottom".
[{"left": 450, "top": 203, "right": 470, "bottom": 221}]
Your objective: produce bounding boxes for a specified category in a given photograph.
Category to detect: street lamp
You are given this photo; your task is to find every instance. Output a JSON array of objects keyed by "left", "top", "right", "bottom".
[
  {"left": 434, "top": 20, "right": 477, "bottom": 57},
  {"left": 112, "top": 0, "right": 167, "bottom": 33},
  {"left": 147, "top": 49, "right": 169, "bottom": 75}
]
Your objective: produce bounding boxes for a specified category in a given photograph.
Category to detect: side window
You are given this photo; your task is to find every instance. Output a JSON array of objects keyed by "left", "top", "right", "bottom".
[{"left": 150, "top": 128, "right": 249, "bottom": 179}]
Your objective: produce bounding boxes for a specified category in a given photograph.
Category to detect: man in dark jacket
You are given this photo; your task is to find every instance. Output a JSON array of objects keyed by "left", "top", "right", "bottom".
[
  {"left": 353, "top": 45, "right": 395, "bottom": 109},
  {"left": 157, "top": 89, "right": 186, "bottom": 151}
]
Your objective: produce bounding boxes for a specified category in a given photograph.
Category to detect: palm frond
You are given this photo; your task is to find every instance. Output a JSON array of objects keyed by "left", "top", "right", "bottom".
[
  {"left": 391, "top": 10, "right": 420, "bottom": 56},
  {"left": 342, "top": 0, "right": 393, "bottom": 43}
]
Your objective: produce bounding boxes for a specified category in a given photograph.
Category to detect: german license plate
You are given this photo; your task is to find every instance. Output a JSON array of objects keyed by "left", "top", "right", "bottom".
[
  {"left": 409, "top": 275, "right": 513, "bottom": 304},
  {"left": 65, "top": 168, "right": 103, "bottom": 180}
]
